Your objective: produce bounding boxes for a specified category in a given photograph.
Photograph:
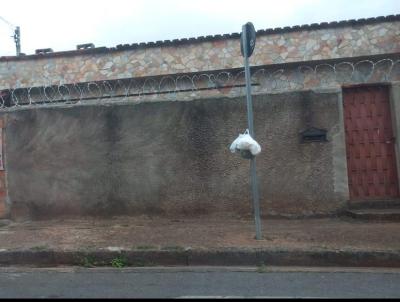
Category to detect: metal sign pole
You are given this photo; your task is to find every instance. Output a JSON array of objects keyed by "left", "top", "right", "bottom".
[{"left": 242, "top": 24, "right": 262, "bottom": 240}]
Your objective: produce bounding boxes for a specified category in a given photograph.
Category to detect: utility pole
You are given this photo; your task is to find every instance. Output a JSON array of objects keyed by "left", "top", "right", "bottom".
[
  {"left": 14, "top": 26, "right": 21, "bottom": 56},
  {"left": 0, "top": 16, "right": 21, "bottom": 56}
]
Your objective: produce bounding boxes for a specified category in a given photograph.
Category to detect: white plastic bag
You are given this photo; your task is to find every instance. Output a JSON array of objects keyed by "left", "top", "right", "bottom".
[{"left": 230, "top": 129, "right": 261, "bottom": 156}]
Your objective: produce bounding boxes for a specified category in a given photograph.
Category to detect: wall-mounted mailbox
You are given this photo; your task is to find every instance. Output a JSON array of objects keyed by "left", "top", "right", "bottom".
[{"left": 300, "top": 127, "right": 328, "bottom": 143}]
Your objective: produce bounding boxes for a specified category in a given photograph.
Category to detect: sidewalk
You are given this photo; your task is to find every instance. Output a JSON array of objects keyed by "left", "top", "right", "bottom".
[{"left": 0, "top": 215, "right": 399, "bottom": 267}]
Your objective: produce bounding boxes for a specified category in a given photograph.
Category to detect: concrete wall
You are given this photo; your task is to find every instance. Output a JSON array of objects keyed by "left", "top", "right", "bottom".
[
  {"left": 2, "top": 91, "right": 348, "bottom": 220},
  {"left": 0, "top": 19, "right": 399, "bottom": 89}
]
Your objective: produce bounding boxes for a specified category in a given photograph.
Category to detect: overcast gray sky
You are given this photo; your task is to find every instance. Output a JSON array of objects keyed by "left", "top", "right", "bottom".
[{"left": 0, "top": 0, "right": 398, "bottom": 56}]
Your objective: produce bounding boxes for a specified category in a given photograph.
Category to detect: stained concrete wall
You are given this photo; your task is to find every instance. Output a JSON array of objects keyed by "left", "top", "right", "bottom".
[{"left": 2, "top": 91, "right": 348, "bottom": 219}]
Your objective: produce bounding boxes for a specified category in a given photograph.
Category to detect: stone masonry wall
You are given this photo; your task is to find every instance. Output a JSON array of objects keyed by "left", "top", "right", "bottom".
[
  {"left": 0, "top": 20, "right": 399, "bottom": 90},
  {"left": 2, "top": 55, "right": 399, "bottom": 109}
]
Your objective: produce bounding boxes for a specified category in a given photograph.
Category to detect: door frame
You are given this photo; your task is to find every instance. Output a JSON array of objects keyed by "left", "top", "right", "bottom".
[
  {"left": 341, "top": 82, "right": 400, "bottom": 202},
  {"left": 389, "top": 83, "right": 400, "bottom": 198}
]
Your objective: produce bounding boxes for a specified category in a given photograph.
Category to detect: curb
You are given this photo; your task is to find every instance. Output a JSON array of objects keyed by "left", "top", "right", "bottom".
[{"left": 0, "top": 249, "right": 400, "bottom": 268}]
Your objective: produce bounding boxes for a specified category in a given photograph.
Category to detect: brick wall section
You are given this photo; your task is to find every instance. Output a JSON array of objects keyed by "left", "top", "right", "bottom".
[{"left": 0, "top": 19, "right": 399, "bottom": 90}]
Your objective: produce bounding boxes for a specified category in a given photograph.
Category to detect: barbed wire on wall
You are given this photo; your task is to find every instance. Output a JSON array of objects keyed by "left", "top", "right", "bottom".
[{"left": 0, "top": 57, "right": 399, "bottom": 109}]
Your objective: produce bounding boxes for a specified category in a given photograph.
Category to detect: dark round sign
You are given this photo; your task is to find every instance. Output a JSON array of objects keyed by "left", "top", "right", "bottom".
[{"left": 240, "top": 22, "right": 256, "bottom": 58}]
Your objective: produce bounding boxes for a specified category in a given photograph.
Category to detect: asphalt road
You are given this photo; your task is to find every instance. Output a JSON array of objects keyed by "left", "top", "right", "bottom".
[{"left": 1, "top": 267, "right": 400, "bottom": 298}]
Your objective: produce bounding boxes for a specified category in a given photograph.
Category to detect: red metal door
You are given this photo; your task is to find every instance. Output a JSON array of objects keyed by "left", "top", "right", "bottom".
[{"left": 343, "top": 86, "right": 399, "bottom": 200}]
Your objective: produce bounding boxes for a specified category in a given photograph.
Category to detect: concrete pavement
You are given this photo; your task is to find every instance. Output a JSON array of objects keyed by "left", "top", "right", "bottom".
[{"left": 0, "top": 216, "right": 399, "bottom": 267}]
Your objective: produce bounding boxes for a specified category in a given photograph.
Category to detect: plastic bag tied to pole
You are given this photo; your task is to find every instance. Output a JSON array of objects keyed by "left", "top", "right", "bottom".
[{"left": 230, "top": 129, "right": 261, "bottom": 156}]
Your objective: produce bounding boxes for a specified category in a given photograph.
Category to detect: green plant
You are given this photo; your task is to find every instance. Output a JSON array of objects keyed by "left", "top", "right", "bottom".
[{"left": 111, "top": 256, "right": 128, "bottom": 268}]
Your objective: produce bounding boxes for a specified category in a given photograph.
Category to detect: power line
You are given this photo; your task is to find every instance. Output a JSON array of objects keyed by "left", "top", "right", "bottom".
[{"left": 0, "top": 15, "right": 15, "bottom": 29}]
